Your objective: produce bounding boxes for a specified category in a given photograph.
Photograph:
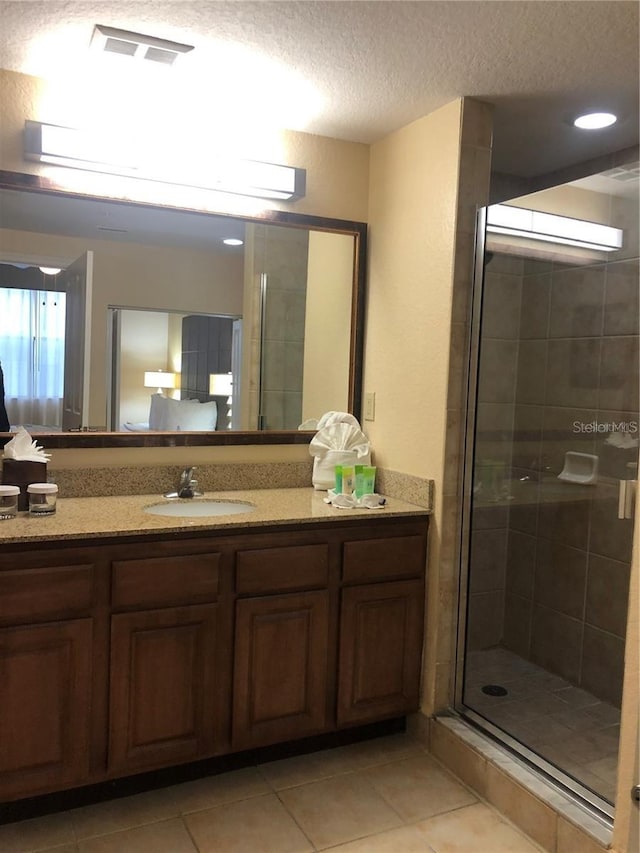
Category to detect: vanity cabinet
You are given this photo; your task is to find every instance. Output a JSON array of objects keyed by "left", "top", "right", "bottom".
[
  {"left": 0, "top": 553, "right": 100, "bottom": 801},
  {"left": 0, "top": 516, "right": 427, "bottom": 802},
  {"left": 232, "top": 542, "right": 332, "bottom": 749},
  {"left": 108, "top": 551, "right": 230, "bottom": 775},
  {"left": 337, "top": 535, "right": 426, "bottom": 726},
  {"left": 338, "top": 580, "right": 424, "bottom": 725}
]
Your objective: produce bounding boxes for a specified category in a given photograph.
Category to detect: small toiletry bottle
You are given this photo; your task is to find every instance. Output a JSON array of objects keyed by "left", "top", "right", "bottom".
[
  {"left": 0, "top": 484, "right": 20, "bottom": 519},
  {"left": 362, "top": 465, "right": 376, "bottom": 495},
  {"left": 341, "top": 465, "right": 355, "bottom": 496},
  {"left": 354, "top": 465, "right": 365, "bottom": 498},
  {"left": 27, "top": 482, "right": 58, "bottom": 515},
  {"left": 334, "top": 465, "right": 343, "bottom": 494}
]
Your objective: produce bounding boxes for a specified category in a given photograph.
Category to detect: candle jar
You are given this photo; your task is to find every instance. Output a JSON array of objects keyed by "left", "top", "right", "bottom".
[
  {"left": 0, "top": 484, "right": 20, "bottom": 519},
  {"left": 27, "top": 482, "right": 58, "bottom": 515}
]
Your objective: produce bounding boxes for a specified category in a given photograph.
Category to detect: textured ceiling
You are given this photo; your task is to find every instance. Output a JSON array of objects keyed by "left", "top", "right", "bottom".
[{"left": 0, "top": 0, "right": 638, "bottom": 178}]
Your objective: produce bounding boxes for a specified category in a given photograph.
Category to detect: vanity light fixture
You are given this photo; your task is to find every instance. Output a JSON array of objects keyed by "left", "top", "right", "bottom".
[
  {"left": 24, "top": 120, "right": 307, "bottom": 201},
  {"left": 38, "top": 266, "right": 62, "bottom": 275},
  {"left": 486, "top": 205, "right": 623, "bottom": 252},
  {"left": 573, "top": 112, "right": 617, "bottom": 130},
  {"left": 144, "top": 370, "right": 176, "bottom": 395}
]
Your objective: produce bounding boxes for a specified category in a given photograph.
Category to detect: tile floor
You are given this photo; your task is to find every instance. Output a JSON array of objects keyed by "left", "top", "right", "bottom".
[
  {"left": 464, "top": 647, "right": 621, "bottom": 803},
  {"left": 0, "top": 733, "right": 545, "bottom": 853}
]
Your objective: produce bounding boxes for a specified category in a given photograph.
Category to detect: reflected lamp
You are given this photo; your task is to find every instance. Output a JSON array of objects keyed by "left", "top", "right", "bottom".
[
  {"left": 144, "top": 370, "right": 176, "bottom": 394},
  {"left": 209, "top": 373, "right": 233, "bottom": 428}
]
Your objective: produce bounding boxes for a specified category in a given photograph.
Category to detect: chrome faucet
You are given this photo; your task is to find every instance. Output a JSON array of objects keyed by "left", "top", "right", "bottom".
[{"left": 165, "top": 466, "right": 202, "bottom": 499}]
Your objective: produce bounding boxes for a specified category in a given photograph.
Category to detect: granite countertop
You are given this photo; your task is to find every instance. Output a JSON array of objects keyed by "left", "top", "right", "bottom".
[{"left": 0, "top": 488, "right": 430, "bottom": 544}]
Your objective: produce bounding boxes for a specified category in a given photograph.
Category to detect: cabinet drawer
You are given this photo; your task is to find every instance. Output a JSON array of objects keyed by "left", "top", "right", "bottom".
[
  {"left": 112, "top": 554, "right": 220, "bottom": 610},
  {"left": 0, "top": 565, "right": 94, "bottom": 625},
  {"left": 342, "top": 536, "right": 425, "bottom": 584},
  {"left": 236, "top": 544, "right": 328, "bottom": 595}
]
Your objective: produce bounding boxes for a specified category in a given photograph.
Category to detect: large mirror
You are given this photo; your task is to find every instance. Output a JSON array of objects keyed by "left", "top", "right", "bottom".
[{"left": 0, "top": 170, "right": 366, "bottom": 447}]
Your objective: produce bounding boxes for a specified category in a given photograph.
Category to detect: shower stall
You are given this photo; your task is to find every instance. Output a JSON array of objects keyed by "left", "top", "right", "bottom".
[{"left": 457, "top": 163, "right": 639, "bottom": 818}]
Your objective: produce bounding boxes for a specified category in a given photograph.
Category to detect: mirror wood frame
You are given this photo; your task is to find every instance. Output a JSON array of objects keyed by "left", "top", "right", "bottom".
[{"left": 0, "top": 169, "right": 367, "bottom": 449}]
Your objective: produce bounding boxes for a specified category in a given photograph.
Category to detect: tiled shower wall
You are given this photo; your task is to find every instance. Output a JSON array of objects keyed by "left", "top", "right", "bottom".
[{"left": 470, "top": 250, "right": 639, "bottom": 707}]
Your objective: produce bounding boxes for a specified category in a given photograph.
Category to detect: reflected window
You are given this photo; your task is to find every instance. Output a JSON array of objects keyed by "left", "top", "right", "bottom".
[{"left": 0, "top": 287, "right": 66, "bottom": 429}]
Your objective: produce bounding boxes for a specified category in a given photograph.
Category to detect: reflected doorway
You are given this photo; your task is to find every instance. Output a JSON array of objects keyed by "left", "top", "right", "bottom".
[{"left": 108, "top": 307, "right": 240, "bottom": 432}]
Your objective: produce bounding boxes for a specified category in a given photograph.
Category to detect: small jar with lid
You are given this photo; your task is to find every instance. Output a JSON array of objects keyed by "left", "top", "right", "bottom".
[
  {"left": 27, "top": 482, "right": 58, "bottom": 516},
  {"left": 0, "top": 484, "right": 20, "bottom": 519}
]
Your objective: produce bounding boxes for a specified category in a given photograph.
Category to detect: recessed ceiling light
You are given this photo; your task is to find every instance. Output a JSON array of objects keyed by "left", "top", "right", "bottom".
[
  {"left": 223, "top": 238, "right": 244, "bottom": 246},
  {"left": 573, "top": 112, "right": 617, "bottom": 130}
]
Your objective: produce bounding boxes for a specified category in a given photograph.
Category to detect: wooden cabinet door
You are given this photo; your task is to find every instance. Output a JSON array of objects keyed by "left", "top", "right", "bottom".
[
  {"left": 233, "top": 591, "right": 330, "bottom": 750},
  {"left": 337, "top": 580, "right": 424, "bottom": 726},
  {"left": 0, "top": 619, "right": 93, "bottom": 800},
  {"left": 109, "top": 604, "right": 219, "bottom": 775}
]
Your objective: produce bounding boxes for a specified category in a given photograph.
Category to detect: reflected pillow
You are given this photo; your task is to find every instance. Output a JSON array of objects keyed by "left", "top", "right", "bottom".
[
  {"left": 148, "top": 393, "right": 166, "bottom": 430},
  {"left": 148, "top": 394, "right": 210, "bottom": 430},
  {"left": 163, "top": 397, "right": 217, "bottom": 431}
]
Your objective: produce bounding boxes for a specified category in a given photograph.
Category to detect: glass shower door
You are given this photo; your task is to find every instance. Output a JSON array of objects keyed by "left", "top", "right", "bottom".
[{"left": 459, "top": 168, "right": 638, "bottom": 814}]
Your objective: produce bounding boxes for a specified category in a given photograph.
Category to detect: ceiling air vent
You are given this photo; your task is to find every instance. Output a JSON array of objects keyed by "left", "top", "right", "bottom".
[
  {"left": 601, "top": 162, "right": 640, "bottom": 183},
  {"left": 90, "top": 25, "right": 194, "bottom": 66}
]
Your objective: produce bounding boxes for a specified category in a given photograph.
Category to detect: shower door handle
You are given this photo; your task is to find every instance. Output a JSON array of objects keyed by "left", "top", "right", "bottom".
[{"left": 618, "top": 479, "right": 637, "bottom": 520}]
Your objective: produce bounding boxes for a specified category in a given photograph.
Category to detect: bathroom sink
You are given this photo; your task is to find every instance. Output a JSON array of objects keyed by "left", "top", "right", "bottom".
[{"left": 144, "top": 499, "right": 255, "bottom": 518}]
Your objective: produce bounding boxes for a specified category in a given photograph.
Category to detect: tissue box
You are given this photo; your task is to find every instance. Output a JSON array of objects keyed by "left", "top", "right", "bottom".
[{"left": 2, "top": 460, "right": 47, "bottom": 511}]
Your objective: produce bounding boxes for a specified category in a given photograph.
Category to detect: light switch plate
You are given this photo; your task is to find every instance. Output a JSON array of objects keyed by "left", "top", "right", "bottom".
[{"left": 364, "top": 392, "right": 375, "bottom": 421}]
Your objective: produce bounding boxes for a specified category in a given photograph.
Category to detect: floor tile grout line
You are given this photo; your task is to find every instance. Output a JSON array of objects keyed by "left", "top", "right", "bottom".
[
  {"left": 179, "top": 812, "right": 203, "bottom": 853},
  {"left": 72, "top": 815, "right": 191, "bottom": 851},
  {"left": 253, "top": 742, "right": 427, "bottom": 793},
  {"left": 271, "top": 788, "right": 321, "bottom": 852},
  {"left": 273, "top": 753, "right": 485, "bottom": 851}
]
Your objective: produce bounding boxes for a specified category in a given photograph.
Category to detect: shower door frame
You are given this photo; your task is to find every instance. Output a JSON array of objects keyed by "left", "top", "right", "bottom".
[{"left": 453, "top": 206, "right": 617, "bottom": 823}]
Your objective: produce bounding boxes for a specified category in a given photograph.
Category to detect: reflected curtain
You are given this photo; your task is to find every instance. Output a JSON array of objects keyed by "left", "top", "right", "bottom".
[{"left": 0, "top": 288, "right": 65, "bottom": 428}]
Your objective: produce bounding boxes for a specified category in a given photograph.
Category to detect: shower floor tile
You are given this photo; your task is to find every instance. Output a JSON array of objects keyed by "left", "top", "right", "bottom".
[{"left": 464, "top": 647, "right": 620, "bottom": 804}]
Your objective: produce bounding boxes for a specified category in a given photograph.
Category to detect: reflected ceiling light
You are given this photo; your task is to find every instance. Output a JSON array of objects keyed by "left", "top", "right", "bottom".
[
  {"left": 39, "top": 266, "right": 62, "bottom": 275},
  {"left": 486, "top": 205, "right": 623, "bottom": 252},
  {"left": 573, "top": 112, "right": 617, "bottom": 130},
  {"left": 90, "top": 24, "right": 194, "bottom": 67},
  {"left": 24, "top": 120, "right": 306, "bottom": 201},
  {"left": 223, "top": 238, "right": 243, "bottom": 246}
]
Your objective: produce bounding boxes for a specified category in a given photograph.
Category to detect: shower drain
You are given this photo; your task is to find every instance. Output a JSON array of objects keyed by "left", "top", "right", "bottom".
[{"left": 481, "top": 684, "right": 508, "bottom": 697}]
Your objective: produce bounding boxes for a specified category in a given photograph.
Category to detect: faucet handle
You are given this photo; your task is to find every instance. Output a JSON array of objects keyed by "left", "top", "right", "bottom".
[{"left": 177, "top": 466, "right": 198, "bottom": 498}]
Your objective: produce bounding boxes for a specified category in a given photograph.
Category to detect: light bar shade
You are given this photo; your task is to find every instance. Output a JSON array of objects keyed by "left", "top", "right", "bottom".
[
  {"left": 144, "top": 370, "right": 176, "bottom": 391},
  {"left": 487, "top": 205, "right": 623, "bottom": 252},
  {"left": 24, "top": 120, "right": 306, "bottom": 201}
]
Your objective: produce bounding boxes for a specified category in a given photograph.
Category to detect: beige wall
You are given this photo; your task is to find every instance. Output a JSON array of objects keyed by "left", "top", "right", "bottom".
[
  {"left": 365, "top": 100, "right": 462, "bottom": 480},
  {"left": 302, "top": 230, "right": 352, "bottom": 421},
  {"left": 118, "top": 310, "right": 171, "bottom": 426},
  {"left": 365, "top": 103, "right": 463, "bottom": 696},
  {"left": 366, "top": 98, "right": 496, "bottom": 719}
]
